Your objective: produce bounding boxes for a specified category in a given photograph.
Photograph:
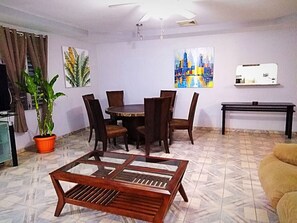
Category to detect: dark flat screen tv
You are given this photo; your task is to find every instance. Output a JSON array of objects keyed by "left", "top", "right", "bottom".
[{"left": 0, "top": 64, "right": 11, "bottom": 112}]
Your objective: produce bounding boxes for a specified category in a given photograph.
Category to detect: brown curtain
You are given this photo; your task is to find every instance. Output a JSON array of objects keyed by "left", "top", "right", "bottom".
[
  {"left": 0, "top": 26, "right": 28, "bottom": 132},
  {"left": 26, "top": 33, "right": 48, "bottom": 123},
  {"left": 26, "top": 34, "right": 48, "bottom": 79}
]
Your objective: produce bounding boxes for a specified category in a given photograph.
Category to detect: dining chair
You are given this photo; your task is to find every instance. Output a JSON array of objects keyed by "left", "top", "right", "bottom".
[
  {"left": 82, "top": 94, "right": 96, "bottom": 142},
  {"left": 169, "top": 92, "right": 199, "bottom": 145},
  {"left": 83, "top": 94, "right": 113, "bottom": 143},
  {"left": 160, "top": 90, "right": 177, "bottom": 121},
  {"left": 89, "top": 99, "right": 128, "bottom": 152},
  {"left": 106, "top": 90, "right": 124, "bottom": 124},
  {"left": 136, "top": 97, "right": 171, "bottom": 156}
]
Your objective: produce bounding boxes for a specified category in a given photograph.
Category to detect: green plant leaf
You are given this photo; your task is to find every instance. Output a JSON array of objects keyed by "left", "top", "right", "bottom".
[{"left": 18, "top": 67, "right": 65, "bottom": 136}]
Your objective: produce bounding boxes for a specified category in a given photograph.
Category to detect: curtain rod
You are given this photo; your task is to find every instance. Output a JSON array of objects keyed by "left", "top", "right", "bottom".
[
  {"left": 2, "top": 26, "right": 47, "bottom": 38},
  {"left": 14, "top": 30, "right": 47, "bottom": 39}
]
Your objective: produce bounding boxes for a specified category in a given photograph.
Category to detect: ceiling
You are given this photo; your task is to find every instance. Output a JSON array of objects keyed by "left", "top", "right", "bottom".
[{"left": 0, "top": 0, "right": 296, "bottom": 44}]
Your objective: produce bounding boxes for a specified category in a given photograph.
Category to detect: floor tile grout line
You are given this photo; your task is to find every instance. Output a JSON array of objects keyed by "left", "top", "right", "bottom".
[
  {"left": 245, "top": 135, "right": 261, "bottom": 223},
  {"left": 1, "top": 128, "right": 291, "bottom": 222}
]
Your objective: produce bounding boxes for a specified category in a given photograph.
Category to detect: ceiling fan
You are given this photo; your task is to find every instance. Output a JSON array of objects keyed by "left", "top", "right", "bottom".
[{"left": 108, "top": 0, "right": 198, "bottom": 23}]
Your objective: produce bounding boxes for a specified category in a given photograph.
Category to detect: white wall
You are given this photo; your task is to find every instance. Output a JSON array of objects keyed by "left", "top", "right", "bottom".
[
  {"left": 97, "top": 28, "right": 297, "bottom": 132},
  {"left": 15, "top": 34, "right": 99, "bottom": 150},
  {"left": 13, "top": 28, "right": 297, "bottom": 151}
]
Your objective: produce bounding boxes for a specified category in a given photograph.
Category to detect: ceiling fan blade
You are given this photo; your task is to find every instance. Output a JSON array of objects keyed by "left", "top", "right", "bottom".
[
  {"left": 139, "top": 13, "right": 151, "bottom": 22},
  {"left": 177, "top": 9, "right": 196, "bottom": 19},
  {"left": 180, "top": 0, "right": 207, "bottom": 2},
  {"left": 108, "top": 0, "right": 139, "bottom": 7}
]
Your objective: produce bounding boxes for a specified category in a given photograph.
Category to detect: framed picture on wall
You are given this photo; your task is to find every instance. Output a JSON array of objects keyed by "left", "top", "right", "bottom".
[
  {"left": 62, "top": 46, "right": 91, "bottom": 88},
  {"left": 174, "top": 47, "right": 214, "bottom": 88}
]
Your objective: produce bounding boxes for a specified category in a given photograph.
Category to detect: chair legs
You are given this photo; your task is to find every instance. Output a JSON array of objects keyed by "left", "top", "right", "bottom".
[
  {"left": 136, "top": 135, "right": 140, "bottom": 149},
  {"left": 88, "top": 128, "right": 93, "bottom": 142},
  {"left": 124, "top": 134, "right": 129, "bottom": 152},
  {"left": 94, "top": 137, "right": 128, "bottom": 152},
  {"left": 145, "top": 142, "right": 151, "bottom": 156},
  {"left": 169, "top": 127, "right": 194, "bottom": 145},
  {"left": 169, "top": 127, "right": 173, "bottom": 145},
  {"left": 94, "top": 139, "right": 98, "bottom": 150},
  {"left": 188, "top": 129, "right": 194, "bottom": 144},
  {"left": 163, "top": 138, "right": 170, "bottom": 153},
  {"left": 141, "top": 138, "right": 169, "bottom": 156},
  {"left": 102, "top": 141, "right": 108, "bottom": 152}
]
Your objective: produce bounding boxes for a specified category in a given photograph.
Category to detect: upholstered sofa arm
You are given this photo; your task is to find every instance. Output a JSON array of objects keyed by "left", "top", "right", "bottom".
[
  {"left": 273, "top": 143, "right": 297, "bottom": 166},
  {"left": 258, "top": 154, "right": 297, "bottom": 208},
  {"left": 277, "top": 191, "right": 297, "bottom": 223}
]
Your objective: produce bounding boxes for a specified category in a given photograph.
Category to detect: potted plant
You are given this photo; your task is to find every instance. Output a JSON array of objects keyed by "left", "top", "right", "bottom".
[{"left": 18, "top": 68, "right": 65, "bottom": 153}]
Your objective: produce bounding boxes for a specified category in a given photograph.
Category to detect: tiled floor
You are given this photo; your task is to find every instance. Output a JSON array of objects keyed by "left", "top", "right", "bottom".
[{"left": 0, "top": 127, "right": 296, "bottom": 223}]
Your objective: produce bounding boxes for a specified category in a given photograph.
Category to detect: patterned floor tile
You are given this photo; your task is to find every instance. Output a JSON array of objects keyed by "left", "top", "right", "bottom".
[{"left": 1, "top": 128, "right": 295, "bottom": 222}]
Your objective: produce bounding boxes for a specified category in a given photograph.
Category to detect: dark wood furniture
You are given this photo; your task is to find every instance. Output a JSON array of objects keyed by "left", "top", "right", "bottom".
[
  {"left": 221, "top": 102, "right": 295, "bottom": 138},
  {"left": 105, "top": 104, "right": 144, "bottom": 143},
  {"left": 136, "top": 97, "right": 171, "bottom": 155},
  {"left": 50, "top": 151, "right": 189, "bottom": 223},
  {"left": 82, "top": 94, "right": 96, "bottom": 142},
  {"left": 106, "top": 90, "right": 124, "bottom": 107},
  {"left": 105, "top": 104, "right": 144, "bottom": 117},
  {"left": 106, "top": 90, "right": 124, "bottom": 124},
  {"left": 169, "top": 92, "right": 199, "bottom": 145},
  {"left": 160, "top": 90, "right": 177, "bottom": 120},
  {"left": 89, "top": 99, "right": 128, "bottom": 151}
]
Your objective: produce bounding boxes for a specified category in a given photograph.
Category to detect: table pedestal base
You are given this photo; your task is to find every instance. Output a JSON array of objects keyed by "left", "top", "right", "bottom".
[{"left": 122, "top": 117, "right": 144, "bottom": 143}]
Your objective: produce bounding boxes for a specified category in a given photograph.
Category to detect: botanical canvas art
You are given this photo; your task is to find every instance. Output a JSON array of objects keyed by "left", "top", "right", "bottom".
[
  {"left": 62, "top": 46, "right": 90, "bottom": 88},
  {"left": 174, "top": 47, "right": 214, "bottom": 88}
]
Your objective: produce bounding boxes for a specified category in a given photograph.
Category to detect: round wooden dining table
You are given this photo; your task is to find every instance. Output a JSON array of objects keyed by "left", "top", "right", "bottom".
[{"left": 105, "top": 104, "right": 144, "bottom": 143}]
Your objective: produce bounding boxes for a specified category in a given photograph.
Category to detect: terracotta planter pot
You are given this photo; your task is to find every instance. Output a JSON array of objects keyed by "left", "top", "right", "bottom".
[{"left": 33, "top": 134, "right": 56, "bottom": 153}]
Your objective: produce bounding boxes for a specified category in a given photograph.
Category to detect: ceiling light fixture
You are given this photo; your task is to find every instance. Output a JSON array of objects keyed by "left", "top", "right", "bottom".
[
  {"left": 176, "top": 19, "right": 198, "bottom": 27},
  {"left": 110, "top": 0, "right": 197, "bottom": 41},
  {"left": 138, "top": 0, "right": 196, "bottom": 22},
  {"left": 136, "top": 23, "right": 143, "bottom": 40},
  {"left": 109, "top": 0, "right": 196, "bottom": 23},
  {"left": 137, "top": 1, "right": 196, "bottom": 40}
]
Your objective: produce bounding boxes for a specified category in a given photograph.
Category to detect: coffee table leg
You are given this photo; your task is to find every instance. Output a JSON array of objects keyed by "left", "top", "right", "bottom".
[
  {"left": 50, "top": 175, "right": 66, "bottom": 216},
  {"left": 179, "top": 184, "right": 188, "bottom": 202},
  {"left": 54, "top": 198, "right": 66, "bottom": 217}
]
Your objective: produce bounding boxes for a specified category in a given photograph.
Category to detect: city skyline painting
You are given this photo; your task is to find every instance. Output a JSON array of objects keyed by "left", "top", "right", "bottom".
[{"left": 174, "top": 47, "right": 214, "bottom": 88}]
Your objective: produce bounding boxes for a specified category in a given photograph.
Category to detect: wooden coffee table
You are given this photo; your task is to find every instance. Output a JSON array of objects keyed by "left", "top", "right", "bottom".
[{"left": 49, "top": 151, "right": 188, "bottom": 223}]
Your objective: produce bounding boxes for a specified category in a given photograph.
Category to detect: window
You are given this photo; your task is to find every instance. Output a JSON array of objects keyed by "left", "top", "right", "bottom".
[{"left": 7, "top": 55, "right": 43, "bottom": 111}]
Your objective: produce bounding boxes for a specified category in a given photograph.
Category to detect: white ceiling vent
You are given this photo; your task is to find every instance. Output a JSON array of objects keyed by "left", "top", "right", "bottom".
[{"left": 176, "top": 19, "right": 197, "bottom": 27}]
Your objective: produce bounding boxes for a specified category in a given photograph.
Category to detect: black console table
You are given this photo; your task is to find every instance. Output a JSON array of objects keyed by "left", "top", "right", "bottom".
[{"left": 221, "top": 102, "right": 295, "bottom": 139}]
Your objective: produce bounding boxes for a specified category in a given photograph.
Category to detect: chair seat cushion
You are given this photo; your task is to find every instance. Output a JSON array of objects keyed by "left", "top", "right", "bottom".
[
  {"left": 106, "top": 125, "right": 127, "bottom": 138},
  {"left": 170, "top": 119, "right": 189, "bottom": 129}
]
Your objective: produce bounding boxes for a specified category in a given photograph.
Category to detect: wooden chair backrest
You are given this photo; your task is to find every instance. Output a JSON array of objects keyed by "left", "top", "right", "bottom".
[
  {"left": 144, "top": 97, "right": 171, "bottom": 143},
  {"left": 89, "top": 99, "right": 107, "bottom": 141},
  {"left": 106, "top": 90, "right": 124, "bottom": 107},
  {"left": 160, "top": 90, "right": 177, "bottom": 109},
  {"left": 82, "top": 94, "right": 95, "bottom": 128},
  {"left": 188, "top": 92, "right": 199, "bottom": 130}
]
